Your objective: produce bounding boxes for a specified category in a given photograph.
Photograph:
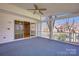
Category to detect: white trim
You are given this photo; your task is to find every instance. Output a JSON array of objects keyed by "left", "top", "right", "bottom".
[{"left": 0, "top": 36, "right": 36, "bottom": 44}]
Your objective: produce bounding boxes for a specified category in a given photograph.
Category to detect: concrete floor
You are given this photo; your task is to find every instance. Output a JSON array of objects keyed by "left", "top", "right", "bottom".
[{"left": 0, "top": 37, "right": 79, "bottom": 56}]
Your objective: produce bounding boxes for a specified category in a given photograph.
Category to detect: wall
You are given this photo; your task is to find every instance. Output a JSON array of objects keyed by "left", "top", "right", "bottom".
[{"left": 0, "top": 12, "right": 38, "bottom": 44}]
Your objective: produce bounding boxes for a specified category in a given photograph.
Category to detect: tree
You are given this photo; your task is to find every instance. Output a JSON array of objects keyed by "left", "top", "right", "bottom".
[{"left": 47, "top": 16, "right": 55, "bottom": 39}]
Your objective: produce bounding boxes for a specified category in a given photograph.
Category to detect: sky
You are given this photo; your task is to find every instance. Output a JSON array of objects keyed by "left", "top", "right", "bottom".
[{"left": 55, "top": 16, "right": 79, "bottom": 26}]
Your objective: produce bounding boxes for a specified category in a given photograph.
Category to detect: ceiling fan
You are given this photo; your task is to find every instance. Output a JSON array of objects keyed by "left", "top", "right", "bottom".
[{"left": 27, "top": 4, "right": 47, "bottom": 15}]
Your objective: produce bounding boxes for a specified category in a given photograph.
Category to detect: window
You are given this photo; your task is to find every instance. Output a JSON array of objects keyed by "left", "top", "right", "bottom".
[{"left": 53, "top": 16, "right": 79, "bottom": 43}]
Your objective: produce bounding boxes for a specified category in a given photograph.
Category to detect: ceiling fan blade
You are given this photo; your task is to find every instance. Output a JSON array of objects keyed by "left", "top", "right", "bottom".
[
  {"left": 27, "top": 8, "right": 46, "bottom": 11},
  {"left": 27, "top": 9, "right": 36, "bottom": 10},
  {"left": 34, "top": 4, "right": 38, "bottom": 9},
  {"left": 39, "top": 8, "right": 47, "bottom": 11},
  {"left": 39, "top": 10, "right": 43, "bottom": 15}
]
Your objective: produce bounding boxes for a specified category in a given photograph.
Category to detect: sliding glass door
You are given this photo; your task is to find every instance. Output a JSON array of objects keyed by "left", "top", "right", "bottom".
[
  {"left": 14, "top": 20, "right": 36, "bottom": 39},
  {"left": 15, "top": 20, "right": 24, "bottom": 39}
]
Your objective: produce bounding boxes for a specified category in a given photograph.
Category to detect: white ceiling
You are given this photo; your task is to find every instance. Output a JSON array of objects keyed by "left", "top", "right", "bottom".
[{"left": 12, "top": 3, "right": 79, "bottom": 17}]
